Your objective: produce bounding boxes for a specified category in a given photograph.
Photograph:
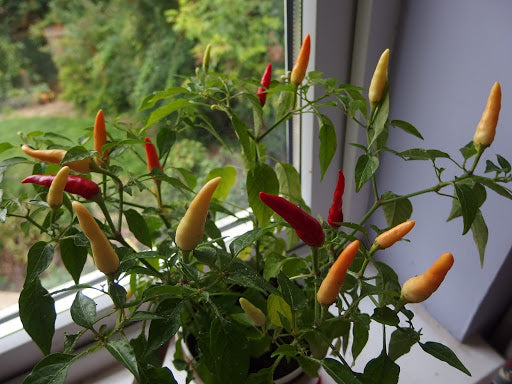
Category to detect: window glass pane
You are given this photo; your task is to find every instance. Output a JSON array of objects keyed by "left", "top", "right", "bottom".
[{"left": 0, "top": 0, "right": 286, "bottom": 305}]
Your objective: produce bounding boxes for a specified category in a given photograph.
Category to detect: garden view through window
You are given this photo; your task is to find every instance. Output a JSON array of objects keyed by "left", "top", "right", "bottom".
[{"left": 0, "top": 1, "right": 287, "bottom": 307}]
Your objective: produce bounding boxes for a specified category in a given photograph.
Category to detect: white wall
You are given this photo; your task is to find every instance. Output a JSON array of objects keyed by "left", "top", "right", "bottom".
[{"left": 373, "top": 0, "right": 512, "bottom": 341}]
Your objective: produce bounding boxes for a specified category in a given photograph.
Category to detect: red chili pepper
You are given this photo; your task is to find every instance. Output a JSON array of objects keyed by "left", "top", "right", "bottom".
[
  {"left": 144, "top": 137, "right": 163, "bottom": 182},
  {"left": 327, "top": 170, "right": 345, "bottom": 227},
  {"left": 21, "top": 174, "right": 101, "bottom": 200},
  {"left": 256, "top": 62, "right": 272, "bottom": 107},
  {"left": 259, "top": 192, "right": 325, "bottom": 247}
]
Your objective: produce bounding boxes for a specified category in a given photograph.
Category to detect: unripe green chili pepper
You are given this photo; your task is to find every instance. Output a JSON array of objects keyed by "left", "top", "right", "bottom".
[
  {"left": 473, "top": 81, "right": 501, "bottom": 149},
  {"left": 317, "top": 240, "right": 360, "bottom": 305},
  {"left": 202, "top": 44, "right": 211, "bottom": 74},
  {"left": 259, "top": 192, "right": 325, "bottom": 247},
  {"left": 72, "top": 200, "right": 119, "bottom": 275},
  {"left": 22, "top": 174, "right": 101, "bottom": 200},
  {"left": 290, "top": 34, "right": 311, "bottom": 85},
  {"left": 144, "top": 137, "right": 163, "bottom": 182},
  {"left": 401, "top": 252, "right": 454, "bottom": 303},
  {"left": 257, "top": 62, "right": 272, "bottom": 107},
  {"left": 239, "top": 298, "right": 266, "bottom": 327},
  {"left": 327, "top": 170, "right": 345, "bottom": 227},
  {"left": 47, "top": 166, "right": 69, "bottom": 210},
  {"left": 93, "top": 109, "right": 108, "bottom": 166},
  {"left": 374, "top": 220, "right": 415, "bottom": 250},
  {"left": 22, "top": 144, "right": 93, "bottom": 174},
  {"left": 175, "top": 177, "right": 222, "bottom": 251},
  {"left": 369, "top": 48, "right": 390, "bottom": 106}
]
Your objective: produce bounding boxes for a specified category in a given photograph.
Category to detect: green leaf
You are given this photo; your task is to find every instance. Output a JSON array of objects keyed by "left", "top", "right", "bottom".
[
  {"left": 351, "top": 314, "right": 370, "bottom": 362},
  {"left": 381, "top": 191, "right": 413, "bottom": 227},
  {"left": 497, "top": 154, "right": 511, "bottom": 173},
  {"left": 246, "top": 162, "right": 279, "bottom": 226},
  {"left": 390, "top": 120, "right": 424, "bottom": 140},
  {"left": 317, "top": 114, "right": 337, "bottom": 180},
  {"left": 372, "top": 306, "right": 399, "bottom": 326},
  {"left": 108, "top": 281, "right": 127, "bottom": 309},
  {"left": 354, "top": 155, "right": 379, "bottom": 192},
  {"left": 70, "top": 292, "right": 96, "bottom": 330},
  {"left": 229, "top": 111, "right": 256, "bottom": 167},
  {"left": 267, "top": 293, "right": 292, "bottom": 328},
  {"left": 124, "top": 209, "right": 152, "bottom": 247},
  {"left": 156, "top": 126, "right": 176, "bottom": 159},
  {"left": 0, "top": 142, "right": 14, "bottom": 154},
  {"left": 105, "top": 336, "right": 140, "bottom": 381},
  {"left": 275, "top": 89, "right": 296, "bottom": 122},
  {"left": 399, "top": 148, "right": 450, "bottom": 161},
  {"left": 19, "top": 278, "right": 56, "bottom": 355},
  {"left": 173, "top": 167, "right": 197, "bottom": 189},
  {"left": 454, "top": 183, "right": 479, "bottom": 235},
  {"left": 485, "top": 160, "right": 502, "bottom": 173},
  {"left": 369, "top": 90, "right": 389, "bottom": 147},
  {"left": 142, "top": 284, "right": 196, "bottom": 301},
  {"left": 271, "top": 344, "right": 298, "bottom": 358},
  {"left": 25, "top": 241, "right": 54, "bottom": 286},
  {"left": 388, "top": 328, "right": 420, "bottom": 361},
  {"left": 227, "top": 260, "right": 279, "bottom": 295},
  {"left": 0, "top": 156, "right": 31, "bottom": 167},
  {"left": 60, "top": 234, "right": 87, "bottom": 284},
  {"left": 207, "top": 166, "right": 237, "bottom": 202},
  {"left": 277, "top": 271, "right": 307, "bottom": 311},
  {"left": 139, "top": 87, "right": 189, "bottom": 111},
  {"left": 22, "top": 353, "right": 74, "bottom": 384},
  {"left": 229, "top": 226, "right": 273, "bottom": 258},
  {"left": 142, "top": 367, "right": 178, "bottom": 384},
  {"left": 361, "top": 351, "right": 400, "bottom": 384},
  {"left": 275, "top": 161, "right": 305, "bottom": 207},
  {"left": 209, "top": 318, "right": 250, "bottom": 384},
  {"left": 459, "top": 141, "right": 477, "bottom": 160},
  {"left": 472, "top": 175, "right": 512, "bottom": 200},
  {"left": 146, "top": 99, "right": 192, "bottom": 127},
  {"left": 471, "top": 210, "right": 488, "bottom": 267},
  {"left": 61, "top": 146, "right": 95, "bottom": 163},
  {"left": 419, "top": 341, "right": 471, "bottom": 376},
  {"left": 321, "top": 358, "right": 362, "bottom": 384},
  {"left": 147, "top": 301, "right": 184, "bottom": 353}
]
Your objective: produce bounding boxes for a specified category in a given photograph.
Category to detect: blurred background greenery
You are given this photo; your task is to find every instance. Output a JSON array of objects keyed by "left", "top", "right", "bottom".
[{"left": 0, "top": 0, "right": 285, "bottom": 292}]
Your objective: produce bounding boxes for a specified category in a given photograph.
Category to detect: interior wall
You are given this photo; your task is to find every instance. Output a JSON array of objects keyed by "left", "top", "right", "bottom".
[{"left": 372, "top": 0, "right": 512, "bottom": 341}]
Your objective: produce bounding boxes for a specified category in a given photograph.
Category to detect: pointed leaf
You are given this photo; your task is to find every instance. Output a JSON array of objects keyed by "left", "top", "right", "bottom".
[
  {"left": 156, "top": 126, "right": 176, "bottom": 159},
  {"left": 267, "top": 293, "right": 292, "bottom": 328},
  {"left": 459, "top": 141, "right": 477, "bottom": 160},
  {"left": 124, "top": 209, "right": 152, "bottom": 247},
  {"left": 275, "top": 161, "right": 306, "bottom": 207},
  {"left": 472, "top": 175, "right": 512, "bottom": 200},
  {"left": 105, "top": 336, "right": 140, "bottom": 381},
  {"left": 277, "top": 271, "right": 307, "bottom": 311},
  {"left": 246, "top": 162, "right": 279, "bottom": 226},
  {"left": 388, "top": 328, "right": 420, "bottom": 361},
  {"left": 25, "top": 241, "right": 54, "bottom": 286},
  {"left": 390, "top": 120, "right": 423, "bottom": 140},
  {"left": 146, "top": 99, "right": 192, "bottom": 127},
  {"left": 229, "top": 226, "right": 274, "bottom": 258},
  {"left": 318, "top": 114, "right": 337, "bottom": 180},
  {"left": 207, "top": 166, "right": 237, "bottom": 202},
  {"left": 60, "top": 235, "right": 87, "bottom": 284},
  {"left": 419, "top": 341, "right": 471, "bottom": 376},
  {"left": 399, "top": 148, "right": 450, "bottom": 161},
  {"left": 351, "top": 314, "right": 370, "bottom": 362},
  {"left": 321, "top": 358, "right": 362, "bottom": 384},
  {"left": 362, "top": 352, "right": 400, "bottom": 384},
  {"left": 355, "top": 155, "right": 379, "bottom": 192},
  {"left": 454, "top": 183, "right": 479, "bottom": 235},
  {"left": 471, "top": 210, "right": 488, "bottom": 267},
  {"left": 23, "top": 353, "right": 74, "bottom": 384},
  {"left": 70, "top": 292, "right": 97, "bottom": 330},
  {"left": 497, "top": 154, "right": 511, "bottom": 173},
  {"left": 381, "top": 191, "right": 413, "bottom": 227},
  {"left": 19, "top": 278, "right": 56, "bottom": 355}
]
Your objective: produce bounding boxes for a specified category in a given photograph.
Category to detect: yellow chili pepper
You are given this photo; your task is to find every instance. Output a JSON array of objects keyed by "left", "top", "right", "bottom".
[
  {"left": 72, "top": 200, "right": 119, "bottom": 275},
  {"left": 317, "top": 240, "right": 360, "bottom": 306},
  {"left": 47, "top": 166, "right": 69, "bottom": 210},
  {"left": 239, "top": 298, "right": 266, "bottom": 327},
  {"left": 374, "top": 220, "right": 415, "bottom": 250},
  {"left": 369, "top": 48, "right": 390, "bottom": 106},
  {"left": 175, "top": 177, "right": 222, "bottom": 251},
  {"left": 290, "top": 34, "right": 311, "bottom": 85},
  {"left": 22, "top": 144, "right": 93, "bottom": 174},
  {"left": 473, "top": 82, "right": 501, "bottom": 149},
  {"left": 401, "top": 252, "right": 454, "bottom": 303}
]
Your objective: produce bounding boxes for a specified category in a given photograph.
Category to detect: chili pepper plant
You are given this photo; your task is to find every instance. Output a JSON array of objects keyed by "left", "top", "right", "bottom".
[{"left": 1, "top": 36, "right": 511, "bottom": 384}]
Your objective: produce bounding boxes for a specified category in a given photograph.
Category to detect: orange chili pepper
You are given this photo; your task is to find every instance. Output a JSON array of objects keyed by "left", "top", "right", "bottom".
[
  {"left": 22, "top": 144, "right": 93, "bottom": 174},
  {"left": 317, "top": 240, "right": 360, "bottom": 305},
  {"left": 93, "top": 109, "right": 108, "bottom": 165},
  {"left": 401, "top": 252, "right": 454, "bottom": 303},
  {"left": 374, "top": 220, "right": 415, "bottom": 249},
  {"left": 473, "top": 82, "right": 501, "bottom": 149},
  {"left": 290, "top": 34, "right": 311, "bottom": 85}
]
